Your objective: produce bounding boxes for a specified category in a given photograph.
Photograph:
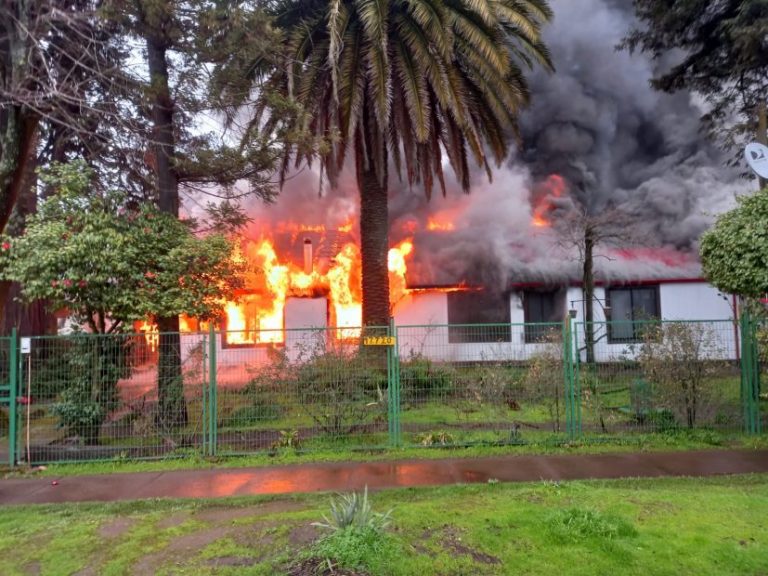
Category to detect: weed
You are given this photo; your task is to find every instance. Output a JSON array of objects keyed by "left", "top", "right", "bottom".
[
  {"left": 229, "top": 399, "right": 283, "bottom": 427},
  {"left": 547, "top": 507, "right": 637, "bottom": 543},
  {"left": 309, "top": 525, "right": 397, "bottom": 572},
  {"left": 271, "top": 429, "right": 301, "bottom": 450},
  {"left": 418, "top": 430, "right": 455, "bottom": 446}
]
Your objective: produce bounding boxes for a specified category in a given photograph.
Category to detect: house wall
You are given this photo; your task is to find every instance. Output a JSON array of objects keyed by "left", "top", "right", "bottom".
[
  {"left": 190, "top": 281, "right": 738, "bottom": 373},
  {"left": 394, "top": 282, "right": 737, "bottom": 363},
  {"left": 565, "top": 282, "right": 737, "bottom": 362}
]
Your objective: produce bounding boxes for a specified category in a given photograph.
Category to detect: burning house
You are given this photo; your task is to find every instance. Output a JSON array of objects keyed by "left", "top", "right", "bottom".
[{"left": 174, "top": 0, "right": 747, "bottom": 366}]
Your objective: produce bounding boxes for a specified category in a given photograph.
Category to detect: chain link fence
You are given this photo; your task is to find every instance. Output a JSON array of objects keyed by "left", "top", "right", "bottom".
[
  {"left": 0, "top": 317, "right": 763, "bottom": 465},
  {"left": 14, "top": 333, "right": 207, "bottom": 463},
  {"left": 574, "top": 320, "right": 744, "bottom": 436},
  {"left": 395, "top": 323, "right": 566, "bottom": 446}
]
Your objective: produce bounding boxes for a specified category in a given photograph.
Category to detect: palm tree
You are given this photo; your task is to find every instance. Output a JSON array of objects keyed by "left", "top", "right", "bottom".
[{"left": 251, "top": 0, "right": 553, "bottom": 326}]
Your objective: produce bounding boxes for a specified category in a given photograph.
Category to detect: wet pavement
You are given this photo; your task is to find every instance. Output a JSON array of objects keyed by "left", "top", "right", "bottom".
[{"left": 1, "top": 449, "right": 767, "bottom": 505}]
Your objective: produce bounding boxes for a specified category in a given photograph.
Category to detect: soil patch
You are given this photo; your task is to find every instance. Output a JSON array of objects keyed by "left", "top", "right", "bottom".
[
  {"left": 156, "top": 512, "right": 190, "bottom": 529},
  {"left": 131, "top": 526, "right": 231, "bottom": 575},
  {"left": 437, "top": 526, "right": 501, "bottom": 565},
  {"left": 205, "top": 556, "right": 256, "bottom": 567},
  {"left": 289, "top": 524, "right": 321, "bottom": 547},
  {"left": 196, "top": 500, "right": 306, "bottom": 522},
  {"left": 288, "top": 557, "right": 369, "bottom": 576},
  {"left": 99, "top": 517, "right": 135, "bottom": 538}
]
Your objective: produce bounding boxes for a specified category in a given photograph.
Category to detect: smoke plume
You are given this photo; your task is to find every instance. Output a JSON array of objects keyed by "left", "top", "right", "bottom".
[{"left": 235, "top": 0, "right": 751, "bottom": 290}]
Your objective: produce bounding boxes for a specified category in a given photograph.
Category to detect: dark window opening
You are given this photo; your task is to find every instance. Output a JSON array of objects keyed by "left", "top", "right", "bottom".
[
  {"left": 523, "top": 290, "right": 563, "bottom": 342},
  {"left": 447, "top": 291, "right": 511, "bottom": 343},
  {"left": 607, "top": 285, "right": 660, "bottom": 343}
]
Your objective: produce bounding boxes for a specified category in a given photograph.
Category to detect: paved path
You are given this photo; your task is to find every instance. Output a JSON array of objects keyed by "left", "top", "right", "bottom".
[{"left": 1, "top": 449, "right": 767, "bottom": 505}]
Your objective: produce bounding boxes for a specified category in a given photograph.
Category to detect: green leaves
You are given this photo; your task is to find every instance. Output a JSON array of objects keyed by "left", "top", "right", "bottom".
[
  {"left": 700, "top": 189, "right": 768, "bottom": 298},
  {"left": 1, "top": 161, "right": 244, "bottom": 332},
  {"left": 256, "top": 0, "right": 553, "bottom": 195}
]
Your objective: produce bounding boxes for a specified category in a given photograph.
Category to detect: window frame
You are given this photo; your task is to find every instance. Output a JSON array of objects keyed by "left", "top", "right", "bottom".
[
  {"left": 446, "top": 291, "right": 512, "bottom": 344},
  {"left": 522, "top": 289, "right": 561, "bottom": 343},
  {"left": 606, "top": 285, "right": 661, "bottom": 343}
]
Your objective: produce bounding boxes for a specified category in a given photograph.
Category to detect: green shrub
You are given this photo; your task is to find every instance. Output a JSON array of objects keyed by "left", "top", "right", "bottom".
[
  {"left": 645, "top": 408, "right": 678, "bottom": 431},
  {"left": 400, "top": 355, "right": 455, "bottom": 401},
  {"left": 296, "top": 350, "right": 385, "bottom": 437},
  {"left": 308, "top": 487, "right": 396, "bottom": 573},
  {"left": 49, "top": 336, "right": 132, "bottom": 444},
  {"left": 311, "top": 526, "right": 397, "bottom": 572},
  {"left": 228, "top": 398, "right": 282, "bottom": 426},
  {"left": 547, "top": 507, "right": 637, "bottom": 543}
]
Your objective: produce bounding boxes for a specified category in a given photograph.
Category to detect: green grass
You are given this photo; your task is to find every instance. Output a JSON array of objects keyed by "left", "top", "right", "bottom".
[
  {"left": 4, "top": 429, "right": 767, "bottom": 478},
  {"left": 0, "top": 475, "right": 767, "bottom": 575}
]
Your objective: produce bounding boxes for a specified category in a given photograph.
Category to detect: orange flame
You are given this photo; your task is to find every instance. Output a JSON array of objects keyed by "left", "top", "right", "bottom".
[
  {"left": 426, "top": 217, "right": 455, "bottom": 232},
  {"left": 388, "top": 238, "right": 414, "bottom": 305},
  {"left": 531, "top": 174, "right": 567, "bottom": 228},
  {"left": 223, "top": 230, "right": 416, "bottom": 343}
]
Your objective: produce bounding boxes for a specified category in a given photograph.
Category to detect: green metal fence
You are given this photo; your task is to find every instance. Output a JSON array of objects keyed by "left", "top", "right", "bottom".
[
  {"left": 395, "top": 322, "right": 567, "bottom": 446},
  {"left": 573, "top": 319, "right": 746, "bottom": 437},
  {"left": 0, "top": 317, "right": 764, "bottom": 466}
]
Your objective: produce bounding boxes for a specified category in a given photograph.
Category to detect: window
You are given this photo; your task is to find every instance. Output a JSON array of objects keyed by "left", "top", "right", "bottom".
[
  {"left": 607, "top": 285, "right": 660, "bottom": 342},
  {"left": 523, "top": 290, "right": 563, "bottom": 342},
  {"left": 447, "top": 291, "right": 511, "bottom": 343}
]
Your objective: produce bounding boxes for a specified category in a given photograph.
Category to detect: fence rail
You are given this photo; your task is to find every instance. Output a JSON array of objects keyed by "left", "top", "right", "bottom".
[{"left": 0, "top": 317, "right": 764, "bottom": 465}]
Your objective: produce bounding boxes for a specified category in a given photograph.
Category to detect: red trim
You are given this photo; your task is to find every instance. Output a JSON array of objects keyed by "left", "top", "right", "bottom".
[{"left": 502, "top": 277, "right": 707, "bottom": 290}]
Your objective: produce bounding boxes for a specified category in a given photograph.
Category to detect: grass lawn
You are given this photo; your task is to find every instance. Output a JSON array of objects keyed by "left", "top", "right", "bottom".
[
  {"left": 0, "top": 474, "right": 767, "bottom": 575},
  {"left": 4, "top": 428, "right": 767, "bottom": 478}
]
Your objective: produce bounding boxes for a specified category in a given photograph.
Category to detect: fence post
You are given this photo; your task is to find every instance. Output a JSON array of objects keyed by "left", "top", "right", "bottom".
[
  {"left": 8, "top": 328, "right": 18, "bottom": 467},
  {"left": 739, "top": 309, "right": 761, "bottom": 434},
  {"left": 201, "top": 331, "right": 208, "bottom": 457},
  {"left": 208, "top": 324, "right": 218, "bottom": 455},
  {"left": 563, "top": 317, "right": 580, "bottom": 440},
  {"left": 387, "top": 318, "right": 401, "bottom": 447}
]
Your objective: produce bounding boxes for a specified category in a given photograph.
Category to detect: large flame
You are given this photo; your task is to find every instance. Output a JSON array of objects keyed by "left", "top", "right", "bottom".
[
  {"left": 531, "top": 174, "right": 566, "bottom": 228},
  {"left": 222, "top": 228, "right": 416, "bottom": 344}
]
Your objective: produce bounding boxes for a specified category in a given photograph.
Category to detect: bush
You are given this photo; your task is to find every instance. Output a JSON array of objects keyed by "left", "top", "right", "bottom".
[
  {"left": 310, "top": 526, "right": 397, "bottom": 572},
  {"left": 547, "top": 507, "right": 637, "bottom": 543},
  {"left": 296, "top": 349, "right": 386, "bottom": 437},
  {"left": 228, "top": 398, "right": 282, "bottom": 427},
  {"left": 400, "top": 355, "right": 455, "bottom": 401},
  {"left": 51, "top": 335, "right": 132, "bottom": 444},
  {"left": 313, "top": 487, "right": 392, "bottom": 532},
  {"left": 306, "top": 487, "right": 396, "bottom": 573},
  {"left": 638, "top": 322, "right": 728, "bottom": 429}
]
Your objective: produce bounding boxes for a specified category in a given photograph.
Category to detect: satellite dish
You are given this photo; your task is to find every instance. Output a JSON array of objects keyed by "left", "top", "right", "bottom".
[{"left": 745, "top": 142, "right": 768, "bottom": 179}]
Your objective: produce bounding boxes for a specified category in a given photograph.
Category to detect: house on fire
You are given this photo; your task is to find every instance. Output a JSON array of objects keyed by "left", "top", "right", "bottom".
[{"left": 192, "top": 231, "right": 739, "bottom": 369}]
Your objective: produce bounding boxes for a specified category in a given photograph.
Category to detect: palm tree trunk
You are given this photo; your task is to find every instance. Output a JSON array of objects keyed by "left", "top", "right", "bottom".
[{"left": 359, "top": 166, "right": 390, "bottom": 327}]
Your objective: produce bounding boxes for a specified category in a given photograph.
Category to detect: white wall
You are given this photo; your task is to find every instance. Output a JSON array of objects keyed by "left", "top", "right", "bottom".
[
  {"left": 187, "top": 282, "right": 739, "bottom": 371},
  {"left": 569, "top": 282, "right": 737, "bottom": 362}
]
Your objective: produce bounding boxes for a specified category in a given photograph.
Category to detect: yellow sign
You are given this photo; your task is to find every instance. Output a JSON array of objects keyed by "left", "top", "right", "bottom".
[{"left": 363, "top": 336, "right": 396, "bottom": 346}]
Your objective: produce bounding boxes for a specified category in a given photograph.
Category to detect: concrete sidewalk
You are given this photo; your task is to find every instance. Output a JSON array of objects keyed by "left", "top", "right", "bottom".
[{"left": 1, "top": 449, "right": 767, "bottom": 505}]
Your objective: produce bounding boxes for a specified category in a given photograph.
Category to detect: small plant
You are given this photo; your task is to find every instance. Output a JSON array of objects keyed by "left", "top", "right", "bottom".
[
  {"left": 299, "top": 487, "right": 396, "bottom": 574},
  {"left": 418, "top": 430, "right": 455, "bottom": 446},
  {"left": 229, "top": 397, "right": 283, "bottom": 427},
  {"left": 637, "top": 322, "right": 729, "bottom": 429},
  {"left": 547, "top": 507, "right": 637, "bottom": 543},
  {"left": 271, "top": 429, "right": 301, "bottom": 450},
  {"left": 313, "top": 486, "right": 392, "bottom": 532}
]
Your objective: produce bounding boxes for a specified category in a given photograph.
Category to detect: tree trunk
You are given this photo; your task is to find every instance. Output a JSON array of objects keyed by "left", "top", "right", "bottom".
[
  {"left": 145, "top": 17, "right": 187, "bottom": 428},
  {"left": 583, "top": 224, "right": 596, "bottom": 364},
  {"left": 1, "top": 143, "right": 56, "bottom": 336},
  {"left": 359, "top": 165, "right": 390, "bottom": 327}
]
